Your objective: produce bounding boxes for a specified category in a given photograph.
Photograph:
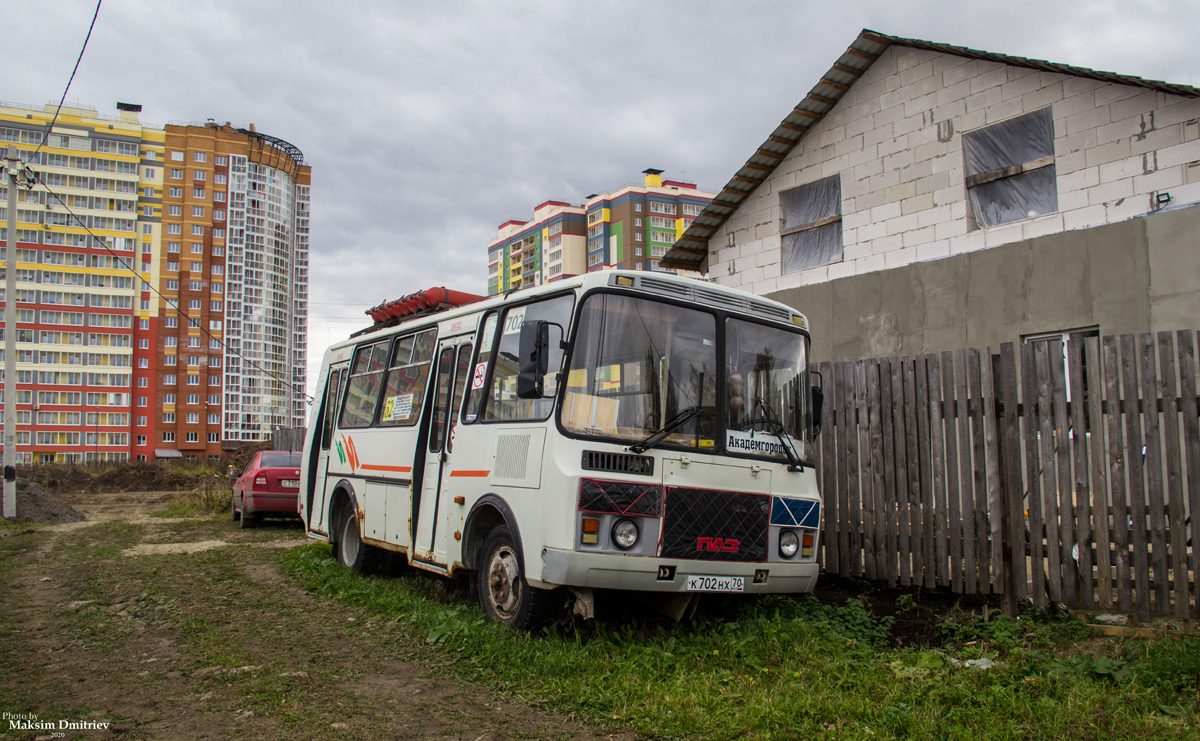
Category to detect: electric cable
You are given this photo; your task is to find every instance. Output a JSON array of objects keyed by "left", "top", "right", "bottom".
[{"left": 32, "top": 0, "right": 104, "bottom": 159}]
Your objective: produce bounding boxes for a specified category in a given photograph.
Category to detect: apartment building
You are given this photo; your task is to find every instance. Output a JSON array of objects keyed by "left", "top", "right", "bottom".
[
  {"left": 487, "top": 170, "right": 712, "bottom": 296},
  {"left": 0, "top": 102, "right": 310, "bottom": 462}
]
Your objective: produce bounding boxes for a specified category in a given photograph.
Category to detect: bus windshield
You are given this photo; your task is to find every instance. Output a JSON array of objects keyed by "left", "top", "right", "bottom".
[{"left": 561, "top": 292, "right": 812, "bottom": 462}]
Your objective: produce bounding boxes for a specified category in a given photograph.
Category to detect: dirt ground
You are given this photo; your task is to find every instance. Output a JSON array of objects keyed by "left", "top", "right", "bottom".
[{"left": 0, "top": 492, "right": 637, "bottom": 741}]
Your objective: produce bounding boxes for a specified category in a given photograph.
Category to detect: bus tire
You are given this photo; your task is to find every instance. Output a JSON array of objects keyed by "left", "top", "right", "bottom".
[
  {"left": 475, "top": 526, "right": 555, "bottom": 631},
  {"left": 335, "top": 502, "right": 382, "bottom": 574}
]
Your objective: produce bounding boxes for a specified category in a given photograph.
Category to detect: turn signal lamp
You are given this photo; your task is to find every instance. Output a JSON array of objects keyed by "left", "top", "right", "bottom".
[
  {"left": 581, "top": 517, "right": 600, "bottom": 545},
  {"left": 802, "top": 532, "right": 815, "bottom": 558}
]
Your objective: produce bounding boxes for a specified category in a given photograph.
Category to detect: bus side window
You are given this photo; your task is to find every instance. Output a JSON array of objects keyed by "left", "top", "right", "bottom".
[
  {"left": 446, "top": 343, "right": 472, "bottom": 452},
  {"left": 484, "top": 294, "right": 574, "bottom": 422},
  {"left": 378, "top": 328, "right": 436, "bottom": 427},
  {"left": 339, "top": 340, "right": 390, "bottom": 428},
  {"left": 320, "top": 367, "right": 346, "bottom": 450},
  {"left": 462, "top": 312, "right": 498, "bottom": 424}
]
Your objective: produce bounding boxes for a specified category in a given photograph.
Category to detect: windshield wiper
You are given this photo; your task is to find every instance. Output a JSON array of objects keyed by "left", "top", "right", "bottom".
[
  {"left": 629, "top": 405, "right": 707, "bottom": 454},
  {"left": 750, "top": 397, "right": 804, "bottom": 472}
]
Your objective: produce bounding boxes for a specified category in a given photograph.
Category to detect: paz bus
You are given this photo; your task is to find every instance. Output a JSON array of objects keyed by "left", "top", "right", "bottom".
[{"left": 299, "top": 270, "right": 824, "bottom": 629}]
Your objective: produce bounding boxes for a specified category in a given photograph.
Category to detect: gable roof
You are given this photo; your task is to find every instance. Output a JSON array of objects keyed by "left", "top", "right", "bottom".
[{"left": 659, "top": 29, "right": 1200, "bottom": 271}]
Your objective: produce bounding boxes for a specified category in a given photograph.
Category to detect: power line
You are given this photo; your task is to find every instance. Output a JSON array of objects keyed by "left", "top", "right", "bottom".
[
  {"left": 30, "top": 173, "right": 314, "bottom": 402},
  {"left": 32, "top": 0, "right": 103, "bottom": 159}
]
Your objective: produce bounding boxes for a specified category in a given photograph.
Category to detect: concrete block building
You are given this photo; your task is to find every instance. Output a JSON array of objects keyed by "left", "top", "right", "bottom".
[{"left": 661, "top": 30, "right": 1200, "bottom": 361}]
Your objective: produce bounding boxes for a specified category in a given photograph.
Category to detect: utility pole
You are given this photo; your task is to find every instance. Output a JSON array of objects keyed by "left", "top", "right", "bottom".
[{"left": 2, "top": 146, "right": 27, "bottom": 519}]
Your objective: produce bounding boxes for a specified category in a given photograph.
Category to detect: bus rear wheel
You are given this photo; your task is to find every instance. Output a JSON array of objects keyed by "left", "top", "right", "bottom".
[
  {"left": 336, "top": 502, "right": 382, "bottom": 574},
  {"left": 475, "top": 526, "right": 554, "bottom": 631}
]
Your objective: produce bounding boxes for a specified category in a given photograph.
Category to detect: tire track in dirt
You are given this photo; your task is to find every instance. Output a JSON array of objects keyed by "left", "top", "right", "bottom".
[{"left": 1, "top": 497, "right": 637, "bottom": 741}]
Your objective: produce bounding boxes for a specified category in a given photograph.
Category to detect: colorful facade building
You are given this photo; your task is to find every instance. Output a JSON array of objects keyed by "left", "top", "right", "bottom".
[
  {"left": 0, "top": 101, "right": 310, "bottom": 462},
  {"left": 486, "top": 170, "right": 713, "bottom": 296}
]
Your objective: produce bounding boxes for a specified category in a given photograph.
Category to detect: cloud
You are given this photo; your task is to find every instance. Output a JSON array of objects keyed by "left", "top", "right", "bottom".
[{"left": 12, "top": 0, "right": 1200, "bottom": 397}]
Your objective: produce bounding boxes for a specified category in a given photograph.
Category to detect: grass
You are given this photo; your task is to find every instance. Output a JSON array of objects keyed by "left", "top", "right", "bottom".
[
  {"left": 158, "top": 484, "right": 233, "bottom": 517},
  {"left": 284, "top": 544, "right": 1200, "bottom": 740}
]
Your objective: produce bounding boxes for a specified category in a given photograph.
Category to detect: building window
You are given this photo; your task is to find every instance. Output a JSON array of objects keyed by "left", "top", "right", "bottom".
[
  {"left": 169, "top": 205, "right": 182, "bottom": 216},
  {"left": 185, "top": 432, "right": 199, "bottom": 443},
  {"left": 215, "top": 155, "right": 227, "bottom": 166},
  {"left": 634, "top": 203, "right": 642, "bottom": 212},
  {"left": 162, "top": 432, "right": 175, "bottom": 442},
  {"left": 192, "top": 206, "right": 204, "bottom": 217},
  {"left": 192, "top": 170, "right": 206, "bottom": 181},
  {"left": 208, "top": 432, "right": 219, "bottom": 443},
  {"left": 962, "top": 107, "right": 1057, "bottom": 229},
  {"left": 194, "top": 152, "right": 206, "bottom": 163},
  {"left": 169, "top": 187, "right": 182, "bottom": 198},
  {"left": 169, "top": 169, "right": 183, "bottom": 179},
  {"left": 779, "top": 174, "right": 842, "bottom": 273}
]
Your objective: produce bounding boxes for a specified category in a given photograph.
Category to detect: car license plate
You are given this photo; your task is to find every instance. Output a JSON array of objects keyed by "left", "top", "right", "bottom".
[
  {"left": 281, "top": 479, "right": 299, "bottom": 488},
  {"left": 686, "top": 575, "right": 744, "bottom": 592}
]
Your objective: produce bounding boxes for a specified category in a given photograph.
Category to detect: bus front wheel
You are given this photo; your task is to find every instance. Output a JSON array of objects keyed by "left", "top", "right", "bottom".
[
  {"left": 336, "top": 503, "right": 382, "bottom": 574},
  {"left": 475, "top": 526, "right": 554, "bottom": 631}
]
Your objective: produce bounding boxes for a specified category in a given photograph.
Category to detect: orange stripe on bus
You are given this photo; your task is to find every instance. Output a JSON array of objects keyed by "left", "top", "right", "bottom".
[
  {"left": 449, "top": 470, "right": 490, "bottom": 478},
  {"left": 359, "top": 464, "right": 413, "bottom": 473}
]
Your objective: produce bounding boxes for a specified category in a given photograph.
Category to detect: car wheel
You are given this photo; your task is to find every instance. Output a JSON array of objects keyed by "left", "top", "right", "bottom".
[
  {"left": 474, "top": 526, "right": 555, "bottom": 631},
  {"left": 239, "top": 495, "right": 257, "bottom": 529},
  {"left": 335, "top": 502, "right": 382, "bottom": 574}
]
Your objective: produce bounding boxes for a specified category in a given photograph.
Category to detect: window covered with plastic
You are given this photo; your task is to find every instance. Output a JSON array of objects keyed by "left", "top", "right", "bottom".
[
  {"left": 780, "top": 175, "right": 842, "bottom": 273},
  {"left": 962, "top": 107, "right": 1057, "bottom": 228}
]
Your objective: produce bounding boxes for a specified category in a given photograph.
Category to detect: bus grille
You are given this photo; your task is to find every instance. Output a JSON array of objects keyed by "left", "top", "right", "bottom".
[
  {"left": 580, "top": 450, "right": 655, "bottom": 476},
  {"left": 660, "top": 487, "right": 769, "bottom": 562}
]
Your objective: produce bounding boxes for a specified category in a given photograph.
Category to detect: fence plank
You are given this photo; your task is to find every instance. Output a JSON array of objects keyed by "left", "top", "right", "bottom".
[
  {"left": 1035, "top": 342, "right": 1063, "bottom": 605},
  {"left": 1085, "top": 336, "right": 1112, "bottom": 610},
  {"left": 905, "top": 358, "right": 924, "bottom": 585},
  {"left": 836, "top": 362, "right": 853, "bottom": 577},
  {"left": 1050, "top": 339, "right": 1077, "bottom": 608},
  {"left": 849, "top": 359, "right": 868, "bottom": 577},
  {"left": 1066, "top": 338, "right": 1095, "bottom": 610},
  {"left": 943, "top": 350, "right": 964, "bottom": 593},
  {"left": 1120, "top": 334, "right": 1152, "bottom": 623},
  {"left": 898, "top": 358, "right": 916, "bottom": 587},
  {"left": 1178, "top": 331, "right": 1200, "bottom": 620},
  {"left": 995, "top": 345, "right": 1019, "bottom": 599},
  {"left": 928, "top": 354, "right": 950, "bottom": 587},
  {"left": 970, "top": 349, "right": 993, "bottom": 592},
  {"left": 1103, "top": 335, "right": 1133, "bottom": 614},
  {"left": 868, "top": 360, "right": 888, "bottom": 582},
  {"left": 956, "top": 349, "right": 978, "bottom": 595},
  {"left": 1157, "top": 333, "right": 1188, "bottom": 619},
  {"left": 916, "top": 356, "right": 935, "bottom": 589},
  {"left": 881, "top": 358, "right": 899, "bottom": 585},
  {"left": 1021, "top": 342, "right": 1048, "bottom": 606},
  {"left": 820, "top": 361, "right": 837, "bottom": 572},
  {"left": 1138, "top": 334, "right": 1170, "bottom": 616}
]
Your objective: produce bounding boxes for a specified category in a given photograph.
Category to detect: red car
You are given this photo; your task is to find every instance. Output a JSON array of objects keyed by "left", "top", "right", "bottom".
[{"left": 231, "top": 451, "right": 303, "bottom": 528}]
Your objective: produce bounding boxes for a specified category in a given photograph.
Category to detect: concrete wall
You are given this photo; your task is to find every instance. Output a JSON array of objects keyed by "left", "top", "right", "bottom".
[
  {"left": 769, "top": 204, "right": 1200, "bottom": 361},
  {"left": 706, "top": 44, "right": 1200, "bottom": 298}
]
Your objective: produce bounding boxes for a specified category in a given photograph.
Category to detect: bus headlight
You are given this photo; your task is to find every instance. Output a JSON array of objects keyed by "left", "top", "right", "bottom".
[
  {"left": 779, "top": 529, "right": 799, "bottom": 558},
  {"left": 612, "top": 518, "right": 639, "bottom": 550}
]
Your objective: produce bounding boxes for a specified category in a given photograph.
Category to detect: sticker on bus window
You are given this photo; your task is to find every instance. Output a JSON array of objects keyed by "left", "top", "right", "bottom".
[
  {"left": 480, "top": 317, "right": 496, "bottom": 348},
  {"left": 472, "top": 362, "right": 488, "bottom": 389},
  {"left": 384, "top": 394, "right": 413, "bottom": 421},
  {"left": 502, "top": 307, "right": 526, "bottom": 335}
]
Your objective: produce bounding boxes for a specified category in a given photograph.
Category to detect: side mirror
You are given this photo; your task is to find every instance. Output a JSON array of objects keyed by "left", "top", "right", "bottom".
[
  {"left": 516, "top": 320, "right": 550, "bottom": 399},
  {"left": 810, "top": 386, "right": 824, "bottom": 439}
]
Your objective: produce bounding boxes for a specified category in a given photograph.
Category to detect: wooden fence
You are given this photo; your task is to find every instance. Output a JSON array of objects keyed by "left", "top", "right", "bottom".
[
  {"left": 812, "top": 330, "right": 1200, "bottom": 623},
  {"left": 271, "top": 428, "right": 306, "bottom": 452}
]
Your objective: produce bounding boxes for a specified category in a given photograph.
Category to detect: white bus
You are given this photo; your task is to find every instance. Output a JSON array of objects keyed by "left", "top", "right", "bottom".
[{"left": 299, "top": 271, "right": 824, "bottom": 629}]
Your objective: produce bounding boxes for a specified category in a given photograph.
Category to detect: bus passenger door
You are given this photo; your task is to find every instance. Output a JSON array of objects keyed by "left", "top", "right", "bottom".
[
  {"left": 414, "top": 338, "right": 473, "bottom": 565},
  {"left": 309, "top": 363, "right": 348, "bottom": 536}
]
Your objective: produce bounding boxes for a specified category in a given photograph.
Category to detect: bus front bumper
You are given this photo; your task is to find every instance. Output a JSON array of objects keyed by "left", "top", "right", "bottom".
[{"left": 536, "top": 547, "right": 819, "bottom": 594}]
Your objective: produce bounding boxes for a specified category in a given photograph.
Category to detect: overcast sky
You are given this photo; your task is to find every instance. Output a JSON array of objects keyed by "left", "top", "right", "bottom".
[{"left": 11, "top": 0, "right": 1200, "bottom": 398}]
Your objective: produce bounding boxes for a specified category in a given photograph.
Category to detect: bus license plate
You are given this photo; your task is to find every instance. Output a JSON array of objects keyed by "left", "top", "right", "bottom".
[
  {"left": 282, "top": 480, "right": 299, "bottom": 488},
  {"left": 686, "top": 575, "right": 744, "bottom": 593}
]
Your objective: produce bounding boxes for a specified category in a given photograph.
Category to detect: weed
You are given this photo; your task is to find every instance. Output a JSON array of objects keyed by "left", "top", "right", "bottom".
[{"left": 159, "top": 485, "right": 231, "bottom": 517}]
